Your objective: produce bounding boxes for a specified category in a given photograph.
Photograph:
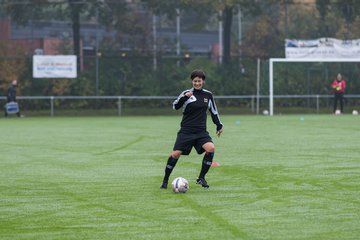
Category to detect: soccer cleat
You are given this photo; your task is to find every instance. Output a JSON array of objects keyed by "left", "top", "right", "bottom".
[
  {"left": 160, "top": 181, "right": 168, "bottom": 189},
  {"left": 196, "top": 178, "right": 209, "bottom": 188}
]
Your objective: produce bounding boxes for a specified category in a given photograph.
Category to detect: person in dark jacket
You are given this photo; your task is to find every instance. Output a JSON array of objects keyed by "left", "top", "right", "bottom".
[
  {"left": 4, "top": 79, "right": 21, "bottom": 117},
  {"left": 160, "top": 69, "right": 223, "bottom": 189}
]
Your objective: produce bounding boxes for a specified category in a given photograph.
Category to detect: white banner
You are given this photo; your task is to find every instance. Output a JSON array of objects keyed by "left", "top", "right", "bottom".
[
  {"left": 33, "top": 55, "right": 77, "bottom": 78},
  {"left": 285, "top": 38, "right": 360, "bottom": 59}
]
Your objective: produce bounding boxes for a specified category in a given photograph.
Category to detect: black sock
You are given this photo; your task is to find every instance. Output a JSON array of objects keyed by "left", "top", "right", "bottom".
[
  {"left": 163, "top": 156, "right": 178, "bottom": 182},
  {"left": 199, "top": 152, "right": 214, "bottom": 179}
]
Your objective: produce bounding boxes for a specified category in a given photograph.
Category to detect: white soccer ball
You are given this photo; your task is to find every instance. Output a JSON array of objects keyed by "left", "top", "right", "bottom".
[
  {"left": 335, "top": 110, "right": 341, "bottom": 115},
  {"left": 352, "top": 110, "right": 358, "bottom": 116},
  {"left": 263, "top": 110, "right": 269, "bottom": 115},
  {"left": 171, "top": 177, "right": 189, "bottom": 193}
]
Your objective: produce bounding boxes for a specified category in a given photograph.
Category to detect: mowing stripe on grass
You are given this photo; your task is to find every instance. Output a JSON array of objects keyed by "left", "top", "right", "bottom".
[
  {"left": 181, "top": 194, "right": 249, "bottom": 239},
  {"left": 95, "top": 136, "right": 145, "bottom": 155},
  {"left": 1, "top": 115, "right": 359, "bottom": 239}
]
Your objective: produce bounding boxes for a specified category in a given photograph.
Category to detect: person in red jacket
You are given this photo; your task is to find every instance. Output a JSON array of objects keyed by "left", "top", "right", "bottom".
[{"left": 331, "top": 73, "right": 346, "bottom": 114}]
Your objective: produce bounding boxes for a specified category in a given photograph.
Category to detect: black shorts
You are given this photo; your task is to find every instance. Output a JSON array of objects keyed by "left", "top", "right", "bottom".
[{"left": 173, "top": 130, "right": 212, "bottom": 155}]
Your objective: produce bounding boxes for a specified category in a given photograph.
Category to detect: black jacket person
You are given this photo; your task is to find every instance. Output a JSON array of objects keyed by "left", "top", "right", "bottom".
[
  {"left": 7, "top": 80, "right": 17, "bottom": 103},
  {"left": 4, "top": 79, "right": 21, "bottom": 117}
]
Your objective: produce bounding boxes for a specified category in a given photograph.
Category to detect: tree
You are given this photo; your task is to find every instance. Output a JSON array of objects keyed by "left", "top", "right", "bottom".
[
  {"left": 336, "top": 0, "right": 359, "bottom": 39},
  {"left": 316, "top": 0, "right": 331, "bottom": 36},
  {"left": 67, "top": 0, "right": 83, "bottom": 70},
  {"left": 3, "top": 0, "right": 122, "bottom": 70},
  {"left": 0, "top": 42, "right": 28, "bottom": 95},
  {"left": 142, "top": 0, "right": 262, "bottom": 64},
  {"left": 316, "top": 0, "right": 360, "bottom": 39},
  {"left": 220, "top": 0, "right": 263, "bottom": 63}
]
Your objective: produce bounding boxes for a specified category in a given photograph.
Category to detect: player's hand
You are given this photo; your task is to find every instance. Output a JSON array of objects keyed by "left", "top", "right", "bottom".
[
  {"left": 216, "top": 127, "right": 223, "bottom": 137},
  {"left": 185, "top": 91, "right": 193, "bottom": 97}
]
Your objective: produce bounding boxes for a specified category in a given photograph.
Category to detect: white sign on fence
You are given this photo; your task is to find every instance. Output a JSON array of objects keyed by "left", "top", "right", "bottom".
[
  {"left": 285, "top": 38, "right": 360, "bottom": 59},
  {"left": 33, "top": 55, "right": 77, "bottom": 78}
]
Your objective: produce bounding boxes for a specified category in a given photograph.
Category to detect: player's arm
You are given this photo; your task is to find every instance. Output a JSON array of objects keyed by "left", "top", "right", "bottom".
[
  {"left": 173, "top": 90, "right": 192, "bottom": 110},
  {"left": 208, "top": 95, "right": 223, "bottom": 137}
]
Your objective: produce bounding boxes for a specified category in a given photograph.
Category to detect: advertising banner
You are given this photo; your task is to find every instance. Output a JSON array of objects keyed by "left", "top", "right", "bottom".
[
  {"left": 285, "top": 38, "right": 360, "bottom": 59},
  {"left": 33, "top": 55, "right": 77, "bottom": 78}
]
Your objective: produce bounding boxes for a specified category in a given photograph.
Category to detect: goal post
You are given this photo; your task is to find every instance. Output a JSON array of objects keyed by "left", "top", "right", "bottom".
[{"left": 269, "top": 58, "right": 360, "bottom": 116}]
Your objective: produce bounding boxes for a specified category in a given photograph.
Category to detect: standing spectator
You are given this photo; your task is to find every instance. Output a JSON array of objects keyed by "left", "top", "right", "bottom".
[
  {"left": 331, "top": 73, "right": 346, "bottom": 114},
  {"left": 4, "top": 79, "right": 22, "bottom": 117}
]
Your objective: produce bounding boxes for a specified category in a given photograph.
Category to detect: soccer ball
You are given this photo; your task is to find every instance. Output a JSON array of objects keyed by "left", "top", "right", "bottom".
[
  {"left": 352, "top": 110, "right": 358, "bottom": 116},
  {"left": 263, "top": 110, "right": 269, "bottom": 115},
  {"left": 335, "top": 110, "right": 341, "bottom": 115},
  {"left": 171, "top": 177, "right": 189, "bottom": 193}
]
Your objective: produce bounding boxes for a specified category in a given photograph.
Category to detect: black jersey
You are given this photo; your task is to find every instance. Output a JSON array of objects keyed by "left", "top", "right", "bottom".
[{"left": 173, "top": 88, "right": 223, "bottom": 133}]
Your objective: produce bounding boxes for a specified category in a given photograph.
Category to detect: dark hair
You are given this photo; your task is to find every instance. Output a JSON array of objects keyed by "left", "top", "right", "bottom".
[{"left": 190, "top": 69, "right": 206, "bottom": 80}]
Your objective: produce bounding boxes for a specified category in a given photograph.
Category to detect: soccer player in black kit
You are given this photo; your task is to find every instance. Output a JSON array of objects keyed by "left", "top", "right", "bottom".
[{"left": 160, "top": 69, "right": 223, "bottom": 189}]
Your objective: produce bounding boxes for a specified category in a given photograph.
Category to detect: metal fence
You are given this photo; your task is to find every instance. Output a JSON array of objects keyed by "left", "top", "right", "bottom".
[{"left": 1, "top": 95, "right": 360, "bottom": 116}]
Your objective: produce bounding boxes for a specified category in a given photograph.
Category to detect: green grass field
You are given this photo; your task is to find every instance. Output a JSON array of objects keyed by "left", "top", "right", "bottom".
[{"left": 1, "top": 115, "right": 359, "bottom": 240}]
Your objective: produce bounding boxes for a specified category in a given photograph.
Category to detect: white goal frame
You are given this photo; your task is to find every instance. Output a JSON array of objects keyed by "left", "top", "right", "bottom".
[{"left": 269, "top": 58, "right": 360, "bottom": 116}]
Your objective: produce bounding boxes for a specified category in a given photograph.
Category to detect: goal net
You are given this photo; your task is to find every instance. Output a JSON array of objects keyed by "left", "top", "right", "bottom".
[{"left": 269, "top": 58, "right": 360, "bottom": 115}]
